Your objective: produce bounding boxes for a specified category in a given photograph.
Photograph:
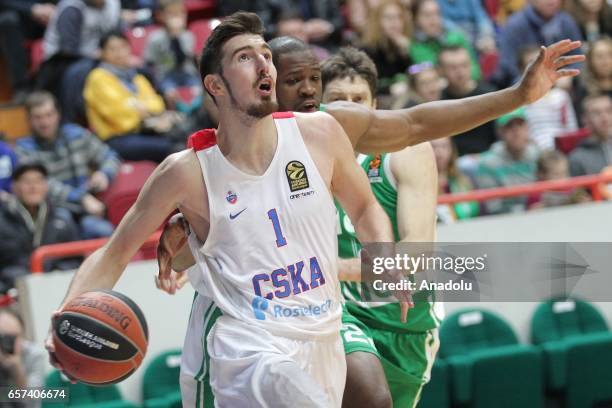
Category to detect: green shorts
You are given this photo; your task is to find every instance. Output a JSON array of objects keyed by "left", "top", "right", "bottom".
[{"left": 341, "top": 307, "right": 440, "bottom": 408}]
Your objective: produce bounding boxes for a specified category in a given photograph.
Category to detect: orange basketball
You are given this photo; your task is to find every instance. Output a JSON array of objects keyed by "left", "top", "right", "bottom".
[{"left": 52, "top": 290, "right": 148, "bottom": 385}]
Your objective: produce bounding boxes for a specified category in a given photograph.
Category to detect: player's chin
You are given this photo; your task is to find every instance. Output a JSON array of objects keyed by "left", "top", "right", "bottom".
[{"left": 247, "top": 100, "right": 279, "bottom": 118}]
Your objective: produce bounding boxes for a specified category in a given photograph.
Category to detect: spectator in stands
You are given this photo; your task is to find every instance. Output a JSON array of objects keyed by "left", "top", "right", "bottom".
[
  {"left": 397, "top": 61, "right": 443, "bottom": 108},
  {"left": 571, "top": 37, "right": 612, "bottom": 118},
  {"left": 274, "top": 10, "right": 330, "bottom": 61},
  {"left": 16, "top": 91, "right": 118, "bottom": 239},
  {"left": 569, "top": 94, "right": 612, "bottom": 175},
  {"left": 36, "top": 0, "right": 121, "bottom": 97},
  {"left": 436, "top": 0, "right": 496, "bottom": 53},
  {"left": 431, "top": 136, "right": 480, "bottom": 223},
  {"left": 216, "top": 0, "right": 265, "bottom": 17},
  {"left": 0, "top": 163, "right": 80, "bottom": 292},
  {"left": 260, "top": 0, "right": 344, "bottom": 51},
  {"left": 0, "top": 308, "right": 46, "bottom": 397},
  {"left": 488, "top": 0, "right": 526, "bottom": 26},
  {"left": 563, "top": 0, "right": 611, "bottom": 42},
  {"left": 519, "top": 47, "right": 578, "bottom": 150},
  {"left": 439, "top": 46, "right": 497, "bottom": 155},
  {"left": 528, "top": 149, "right": 590, "bottom": 209},
  {"left": 84, "top": 31, "right": 184, "bottom": 162},
  {"left": 0, "top": 141, "right": 17, "bottom": 193},
  {"left": 410, "top": 0, "right": 481, "bottom": 80},
  {"left": 494, "top": 0, "right": 582, "bottom": 88},
  {"left": 346, "top": 0, "right": 377, "bottom": 36},
  {"left": 0, "top": 0, "right": 57, "bottom": 101},
  {"left": 143, "top": 0, "right": 202, "bottom": 114},
  {"left": 360, "top": 0, "right": 413, "bottom": 98},
  {"left": 120, "top": 0, "right": 155, "bottom": 26},
  {"left": 475, "top": 108, "right": 539, "bottom": 214}
]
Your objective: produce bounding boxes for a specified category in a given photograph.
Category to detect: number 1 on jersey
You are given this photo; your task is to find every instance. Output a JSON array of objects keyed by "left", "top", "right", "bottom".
[{"left": 267, "top": 209, "right": 287, "bottom": 247}]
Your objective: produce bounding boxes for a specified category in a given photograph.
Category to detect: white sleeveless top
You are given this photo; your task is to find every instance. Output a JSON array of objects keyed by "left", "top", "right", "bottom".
[{"left": 187, "top": 112, "right": 341, "bottom": 340}]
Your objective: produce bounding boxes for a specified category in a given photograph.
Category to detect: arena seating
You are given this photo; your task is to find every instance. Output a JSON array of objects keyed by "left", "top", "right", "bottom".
[
  {"left": 43, "top": 370, "right": 136, "bottom": 408},
  {"left": 98, "top": 161, "right": 158, "bottom": 227},
  {"left": 439, "top": 309, "right": 544, "bottom": 408},
  {"left": 417, "top": 360, "right": 450, "bottom": 408},
  {"left": 188, "top": 18, "right": 221, "bottom": 57},
  {"left": 531, "top": 298, "right": 612, "bottom": 406},
  {"left": 141, "top": 349, "right": 183, "bottom": 408},
  {"left": 554, "top": 128, "right": 591, "bottom": 155}
]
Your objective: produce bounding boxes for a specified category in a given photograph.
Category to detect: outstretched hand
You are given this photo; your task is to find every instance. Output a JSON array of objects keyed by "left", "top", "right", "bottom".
[{"left": 517, "top": 39, "right": 584, "bottom": 104}]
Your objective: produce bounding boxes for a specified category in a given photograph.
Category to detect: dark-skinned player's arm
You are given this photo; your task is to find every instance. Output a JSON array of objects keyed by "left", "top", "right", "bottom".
[
  {"left": 45, "top": 152, "right": 196, "bottom": 371},
  {"left": 155, "top": 213, "right": 194, "bottom": 294},
  {"left": 318, "top": 113, "right": 412, "bottom": 322},
  {"left": 327, "top": 40, "right": 584, "bottom": 154}
]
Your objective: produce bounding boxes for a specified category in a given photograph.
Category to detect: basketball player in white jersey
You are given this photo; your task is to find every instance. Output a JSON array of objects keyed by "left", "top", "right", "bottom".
[{"left": 45, "top": 12, "right": 411, "bottom": 407}]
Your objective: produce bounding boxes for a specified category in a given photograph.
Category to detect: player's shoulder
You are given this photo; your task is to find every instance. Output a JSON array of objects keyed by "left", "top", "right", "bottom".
[
  {"left": 293, "top": 110, "right": 344, "bottom": 136},
  {"left": 157, "top": 149, "right": 201, "bottom": 181}
]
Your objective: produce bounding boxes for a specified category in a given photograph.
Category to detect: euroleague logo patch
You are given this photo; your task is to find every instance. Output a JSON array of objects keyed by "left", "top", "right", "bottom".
[{"left": 285, "top": 161, "right": 309, "bottom": 192}]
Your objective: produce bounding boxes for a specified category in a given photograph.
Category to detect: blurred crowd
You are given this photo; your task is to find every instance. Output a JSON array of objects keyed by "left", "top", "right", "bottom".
[{"left": 0, "top": 0, "right": 610, "bottom": 294}]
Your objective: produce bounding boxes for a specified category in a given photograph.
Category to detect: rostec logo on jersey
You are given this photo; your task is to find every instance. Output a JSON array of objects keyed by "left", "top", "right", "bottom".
[
  {"left": 250, "top": 296, "right": 333, "bottom": 321},
  {"left": 285, "top": 160, "right": 309, "bottom": 192},
  {"left": 251, "top": 296, "right": 269, "bottom": 320},
  {"left": 273, "top": 299, "right": 333, "bottom": 318}
]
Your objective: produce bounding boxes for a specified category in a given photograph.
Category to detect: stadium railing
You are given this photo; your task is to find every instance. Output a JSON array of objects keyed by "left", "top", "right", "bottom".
[
  {"left": 438, "top": 172, "right": 612, "bottom": 204},
  {"left": 30, "top": 230, "right": 162, "bottom": 274}
]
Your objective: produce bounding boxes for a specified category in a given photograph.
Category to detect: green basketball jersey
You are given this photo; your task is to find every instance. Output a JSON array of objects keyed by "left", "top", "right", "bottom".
[{"left": 337, "top": 153, "right": 440, "bottom": 333}]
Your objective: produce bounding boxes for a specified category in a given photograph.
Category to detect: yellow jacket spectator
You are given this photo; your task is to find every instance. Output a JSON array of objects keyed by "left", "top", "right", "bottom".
[
  {"left": 83, "top": 31, "right": 181, "bottom": 162},
  {"left": 84, "top": 67, "right": 165, "bottom": 140}
]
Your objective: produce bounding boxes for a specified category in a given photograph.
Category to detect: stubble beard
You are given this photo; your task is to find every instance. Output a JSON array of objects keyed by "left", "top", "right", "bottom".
[{"left": 220, "top": 73, "right": 279, "bottom": 122}]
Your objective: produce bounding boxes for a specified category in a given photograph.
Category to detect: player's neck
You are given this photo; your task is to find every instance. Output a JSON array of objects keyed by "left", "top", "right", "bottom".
[{"left": 216, "top": 113, "right": 278, "bottom": 175}]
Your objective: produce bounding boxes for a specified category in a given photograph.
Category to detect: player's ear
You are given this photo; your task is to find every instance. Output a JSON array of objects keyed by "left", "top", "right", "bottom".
[
  {"left": 372, "top": 98, "right": 378, "bottom": 109},
  {"left": 204, "top": 74, "right": 224, "bottom": 98}
]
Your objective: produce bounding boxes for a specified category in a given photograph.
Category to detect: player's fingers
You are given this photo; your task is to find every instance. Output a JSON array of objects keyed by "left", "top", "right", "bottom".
[
  {"left": 157, "top": 252, "right": 172, "bottom": 279},
  {"left": 547, "top": 39, "right": 575, "bottom": 56},
  {"left": 530, "top": 46, "right": 546, "bottom": 68},
  {"left": 559, "top": 40, "right": 582, "bottom": 55},
  {"left": 555, "top": 55, "right": 585, "bottom": 68},
  {"left": 154, "top": 275, "right": 162, "bottom": 290},
  {"left": 177, "top": 273, "right": 189, "bottom": 289},
  {"left": 400, "top": 301, "right": 409, "bottom": 323},
  {"left": 556, "top": 69, "right": 581, "bottom": 78}
]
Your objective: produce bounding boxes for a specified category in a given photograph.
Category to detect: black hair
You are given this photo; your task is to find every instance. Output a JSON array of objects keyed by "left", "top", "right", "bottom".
[
  {"left": 198, "top": 12, "right": 264, "bottom": 100},
  {"left": 99, "top": 30, "right": 129, "bottom": 49},
  {"left": 11, "top": 162, "right": 48, "bottom": 181},
  {"left": 268, "top": 36, "right": 312, "bottom": 69}
]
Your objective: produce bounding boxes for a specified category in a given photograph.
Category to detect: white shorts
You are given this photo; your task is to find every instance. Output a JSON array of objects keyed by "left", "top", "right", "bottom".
[{"left": 180, "top": 294, "right": 346, "bottom": 408}]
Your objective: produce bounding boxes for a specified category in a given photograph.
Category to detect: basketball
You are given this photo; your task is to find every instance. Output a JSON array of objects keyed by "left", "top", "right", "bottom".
[{"left": 52, "top": 290, "right": 149, "bottom": 385}]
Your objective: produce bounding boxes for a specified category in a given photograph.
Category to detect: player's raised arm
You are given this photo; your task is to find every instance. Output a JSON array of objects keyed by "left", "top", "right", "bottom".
[
  {"left": 328, "top": 40, "right": 584, "bottom": 154},
  {"left": 57, "top": 151, "right": 196, "bottom": 309}
]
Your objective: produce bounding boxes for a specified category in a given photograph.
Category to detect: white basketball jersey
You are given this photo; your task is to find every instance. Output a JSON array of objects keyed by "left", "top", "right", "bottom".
[{"left": 187, "top": 112, "right": 341, "bottom": 340}]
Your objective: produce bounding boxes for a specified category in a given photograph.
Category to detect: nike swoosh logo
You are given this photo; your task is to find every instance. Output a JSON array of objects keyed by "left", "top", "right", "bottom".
[{"left": 229, "top": 208, "right": 247, "bottom": 220}]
